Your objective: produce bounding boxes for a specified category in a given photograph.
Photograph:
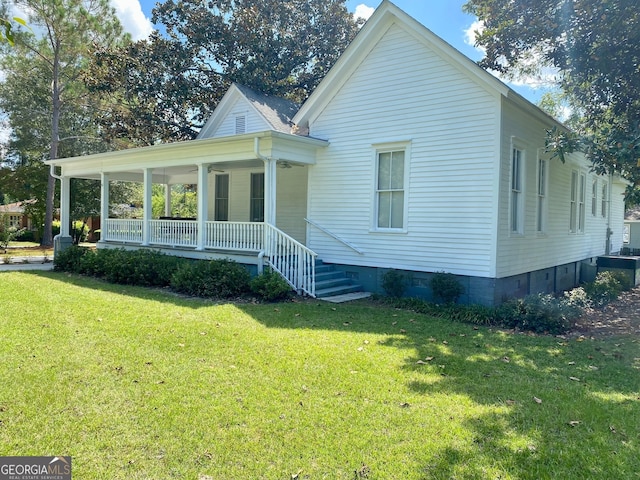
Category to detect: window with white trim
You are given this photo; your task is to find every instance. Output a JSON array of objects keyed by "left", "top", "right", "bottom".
[
  {"left": 510, "top": 147, "right": 524, "bottom": 233},
  {"left": 570, "top": 170, "right": 578, "bottom": 233},
  {"left": 250, "top": 173, "right": 264, "bottom": 222},
  {"left": 578, "top": 172, "right": 586, "bottom": 233},
  {"left": 569, "top": 170, "right": 586, "bottom": 233},
  {"left": 601, "top": 181, "right": 608, "bottom": 217},
  {"left": 376, "top": 149, "right": 405, "bottom": 230},
  {"left": 591, "top": 178, "right": 598, "bottom": 216},
  {"left": 537, "top": 158, "right": 547, "bottom": 233},
  {"left": 214, "top": 174, "right": 229, "bottom": 221}
]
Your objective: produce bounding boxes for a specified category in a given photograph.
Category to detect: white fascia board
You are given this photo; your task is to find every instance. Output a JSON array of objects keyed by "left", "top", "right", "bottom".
[
  {"left": 197, "top": 83, "right": 242, "bottom": 139},
  {"left": 46, "top": 131, "right": 328, "bottom": 177}
]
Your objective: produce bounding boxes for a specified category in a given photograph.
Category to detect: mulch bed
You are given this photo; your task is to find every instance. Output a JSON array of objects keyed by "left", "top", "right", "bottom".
[{"left": 572, "top": 286, "right": 640, "bottom": 337}]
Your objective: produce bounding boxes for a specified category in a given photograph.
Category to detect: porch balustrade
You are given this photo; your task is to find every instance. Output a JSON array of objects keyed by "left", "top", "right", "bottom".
[
  {"left": 104, "top": 219, "right": 264, "bottom": 251},
  {"left": 103, "top": 219, "right": 316, "bottom": 297}
]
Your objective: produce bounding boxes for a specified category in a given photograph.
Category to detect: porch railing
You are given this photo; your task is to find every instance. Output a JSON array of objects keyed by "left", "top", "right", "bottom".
[
  {"left": 104, "top": 219, "right": 264, "bottom": 251},
  {"left": 103, "top": 219, "right": 316, "bottom": 297},
  {"left": 104, "top": 219, "right": 143, "bottom": 243},
  {"left": 206, "top": 222, "right": 264, "bottom": 250},
  {"left": 264, "top": 223, "right": 317, "bottom": 297},
  {"left": 150, "top": 219, "right": 198, "bottom": 248}
]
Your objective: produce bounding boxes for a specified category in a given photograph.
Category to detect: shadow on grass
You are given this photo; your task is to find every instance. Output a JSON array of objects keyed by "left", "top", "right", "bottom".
[
  {"left": 236, "top": 299, "right": 640, "bottom": 479},
  {"left": 13, "top": 271, "right": 640, "bottom": 478}
]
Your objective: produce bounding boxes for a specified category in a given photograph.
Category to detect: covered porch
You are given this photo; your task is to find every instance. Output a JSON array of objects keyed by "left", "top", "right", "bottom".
[{"left": 46, "top": 130, "right": 328, "bottom": 296}]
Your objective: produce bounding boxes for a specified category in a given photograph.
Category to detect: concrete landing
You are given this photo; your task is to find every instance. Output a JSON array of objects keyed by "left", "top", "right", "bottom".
[{"left": 319, "top": 292, "right": 372, "bottom": 303}]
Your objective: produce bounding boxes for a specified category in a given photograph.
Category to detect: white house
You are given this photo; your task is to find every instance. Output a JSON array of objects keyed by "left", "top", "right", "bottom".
[{"left": 46, "top": 1, "right": 626, "bottom": 304}]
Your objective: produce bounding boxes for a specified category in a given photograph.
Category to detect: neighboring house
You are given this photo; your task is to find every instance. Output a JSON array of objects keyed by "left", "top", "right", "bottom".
[
  {"left": 0, "top": 201, "right": 34, "bottom": 231},
  {"left": 622, "top": 207, "right": 640, "bottom": 253},
  {"left": 45, "top": 1, "right": 626, "bottom": 304}
]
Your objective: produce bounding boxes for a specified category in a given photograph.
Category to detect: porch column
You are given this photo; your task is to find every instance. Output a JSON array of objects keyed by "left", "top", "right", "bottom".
[
  {"left": 164, "top": 184, "right": 172, "bottom": 217},
  {"left": 54, "top": 175, "right": 73, "bottom": 255},
  {"left": 99, "top": 172, "right": 109, "bottom": 244},
  {"left": 264, "top": 158, "right": 277, "bottom": 225},
  {"left": 59, "top": 175, "right": 71, "bottom": 236},
  {"left": 142, "top": 167, "right": 152, "bottom": 246},
  {"left": 196, "top": 164, "right": 209, "bottom": 250}
]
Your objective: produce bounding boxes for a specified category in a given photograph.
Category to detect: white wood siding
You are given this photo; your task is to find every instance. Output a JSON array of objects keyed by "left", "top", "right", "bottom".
[
  {"left": 495, "top": 97, "right": 624, "bottom": 277},
  {"left": 209, "top": 98, "right": 270, "bottom": 138},
  {"left": 306, "top": 23, "right": 501, "bottom": 277}
]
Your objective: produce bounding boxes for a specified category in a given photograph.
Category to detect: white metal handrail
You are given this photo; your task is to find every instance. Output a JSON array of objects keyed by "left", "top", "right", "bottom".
[
  {"left": 305, "top": 218, "right": 364, "bottom": 254},
  {"left": 264, "top": 223, "right": 317, "bottom": 297}
]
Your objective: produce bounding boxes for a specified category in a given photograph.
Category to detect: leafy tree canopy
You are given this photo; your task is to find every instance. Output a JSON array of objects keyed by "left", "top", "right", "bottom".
[
  {"left": 464, "top": 0, "right": 640, "bottom": 197},
  {"left": 85, "top": 0, "right": 363, "bottom": 145},
  {"left": 0, "top": 0, "right": 130, "bottom": 244}
]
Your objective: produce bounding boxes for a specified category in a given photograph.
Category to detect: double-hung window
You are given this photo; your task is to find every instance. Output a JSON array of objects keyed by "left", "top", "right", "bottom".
[
  {"left": 511, "top": 147, "right": 524, "bottom": 233},
  {"left": 376, "top": 147, "right": 406, "bottom": 230},
  {"left": 601, "top": 181, "right": 608, "bottom": 218},
  {"left": 578, "top": 172, "right": 586, "bottom": 232},
  {"left": 591, "top": 179, "right": 598, "bottom": 216},
  {"left": 214, "top": 174, "right": 229, "bottom": 221},
  {"left": 537, "top": 158, "right": 547, "bottom": 233},
  {"left": 250, "top": 173, "right": 265, "bottom": 222},
  {"left": 569, "top": 170, "right": 586, "bottom": 233}
]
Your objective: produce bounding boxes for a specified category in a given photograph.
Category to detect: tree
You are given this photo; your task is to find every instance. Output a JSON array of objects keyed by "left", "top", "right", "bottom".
[
  {"left": 463, "top": 0, "right": 640, "bottom": 195},
  {"left": 85, "top": 0, "right": 362, "bottom": 145},
  {"left": 0, "top": 0, "right": 128, "bottom": 246}
]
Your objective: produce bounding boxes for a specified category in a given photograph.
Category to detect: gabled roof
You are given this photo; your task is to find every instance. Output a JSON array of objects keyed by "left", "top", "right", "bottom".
[
  {"left": 0, "top": 200, "right": 34, "bottom": 214},
  {"left": 293, "top": 0, "right": 542, "bottom": 128},
  {"left": 198, "top": 83, "right": 299, "bottom": 139}
]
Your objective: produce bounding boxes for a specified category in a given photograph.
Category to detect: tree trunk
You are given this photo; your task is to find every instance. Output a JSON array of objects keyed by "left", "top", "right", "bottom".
[{"left": 41, "top": 43, "right": 61, "bottom": 247}]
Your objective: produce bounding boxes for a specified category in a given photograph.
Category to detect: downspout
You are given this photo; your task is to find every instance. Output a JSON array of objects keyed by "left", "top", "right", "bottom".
[
  {"left": 605, "top": 172, "right": 613, "bottom": 255},
  {"left": 49, "top": 164, "right": 61, "bottom": 180},
  {"left": 255, "top": 137, "right": 272, "bottom": 262}
]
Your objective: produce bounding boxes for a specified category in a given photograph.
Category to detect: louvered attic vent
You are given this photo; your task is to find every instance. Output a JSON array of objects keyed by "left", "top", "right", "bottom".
[{"left": 235, "top": 115, "right": 246, "bottom": 134}]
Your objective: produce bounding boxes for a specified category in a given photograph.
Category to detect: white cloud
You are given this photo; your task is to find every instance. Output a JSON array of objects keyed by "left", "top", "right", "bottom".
[
  {"left": 463, "top": 19, "right": 558, "bottom": 89},
  {"left": 354, "top": 4, "right": 375, "bottom": 21},
  {"left": 110, "top": 0, "right": 153, "bottom": 41}
]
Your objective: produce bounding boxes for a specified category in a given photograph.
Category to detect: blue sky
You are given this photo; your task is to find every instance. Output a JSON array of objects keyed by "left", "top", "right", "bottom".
[{"left": 121, "top": 0, "right": 553, "bottom": 103}]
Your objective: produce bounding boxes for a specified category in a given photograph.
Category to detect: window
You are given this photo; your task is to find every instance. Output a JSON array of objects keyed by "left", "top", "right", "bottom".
[
  {"left": 570, "top": 170, "right": 586, "bottom": 233},
  {"left": 591, "top": 178, "right": 598, "bottom": 216},
  {"left": 250, "top": 173, "right": 264, "bottom": 222},
  {"left": 601, "top": 181, "right": 608, "bottom": 218},
  {"left": 578, "top": 172, "right": 586, "bottom": 232},
  {"left": 570, "top": 170, "right": 578, "bottom": 233},
  {"left": 8, "top": 215, "right": 20, "bottom": 228},
  {"left": 376, "top": 149, "right": 405, "bottom": 229},
  {"left": 214, "top": 174, "right": 229, "bottom": 221},
  {"left": 511, "top": 147, "right": 524, "bottom": 233},
  {"left": 235, "top": 115, "right": 246, "bottom": 134},
  {"left": 537, "top": 158, "right": 547, "bottom": 233}
]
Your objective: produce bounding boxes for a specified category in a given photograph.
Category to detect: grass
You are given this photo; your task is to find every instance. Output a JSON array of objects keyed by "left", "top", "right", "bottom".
[{"left": 0, "top": 272, "right": 638, "bottom": 479}]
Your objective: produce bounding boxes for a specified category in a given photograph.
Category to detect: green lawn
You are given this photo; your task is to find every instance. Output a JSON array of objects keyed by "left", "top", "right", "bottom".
[{"left": 0, "top": 272, "right": 638, "bottom": 479}]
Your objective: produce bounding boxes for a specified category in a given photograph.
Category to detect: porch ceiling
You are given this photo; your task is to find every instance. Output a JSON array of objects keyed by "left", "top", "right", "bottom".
[{"left": 46, "top": 130, "right": 328, "bottom": 183}]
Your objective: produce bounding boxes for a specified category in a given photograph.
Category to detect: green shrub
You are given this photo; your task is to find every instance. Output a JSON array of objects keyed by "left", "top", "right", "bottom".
[
  {"left": 381, "top": 270, "right": 407, "bottom": 298},
  {"left": 495, "top": 293, "right": 581, "bottom": 334},
  {"left": 170, "top": 259, "right": 251, "bottom": 298},
  {"left": 583, "top": 270, "right": 630, "bottom": 307},
  {"left": 53, "top": 245, "right": 91, "bottom": 273},
  {"left": 250, "top": 269, "right": 293, "bottom": 301},
  {"left": 98, "top": 249, "right": 180, "bottom": 287},
  {"left": 430, "top": 272, "right": 465, "bottom": 304}
]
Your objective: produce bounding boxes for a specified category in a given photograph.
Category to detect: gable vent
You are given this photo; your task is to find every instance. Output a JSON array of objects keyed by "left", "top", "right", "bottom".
[{"left": 235, "top": 115, "right": 246, "bottom": 134}]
